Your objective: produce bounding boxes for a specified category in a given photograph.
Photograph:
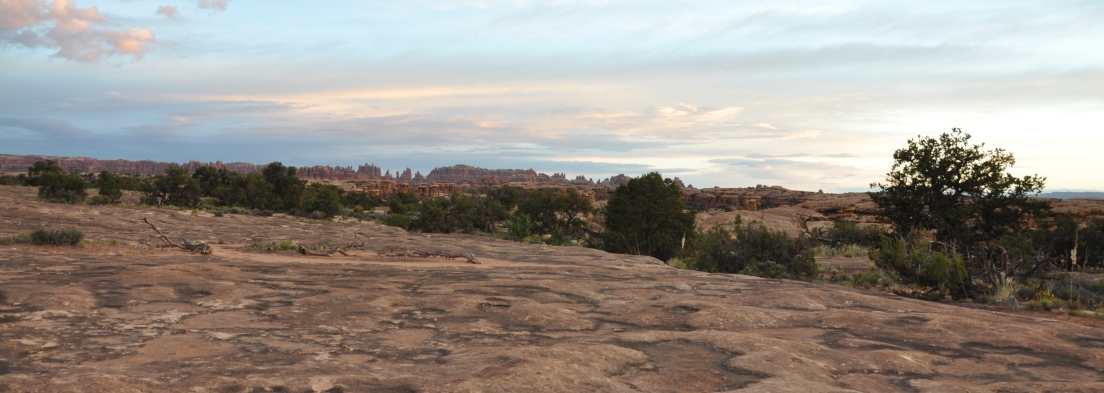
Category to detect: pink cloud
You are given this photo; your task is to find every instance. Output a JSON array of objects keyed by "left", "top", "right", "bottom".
[
  {"left": 0, "top": 0, "right": 156, "bottom": 61},
  {"left": 194, "top": 0, "right": 228, "bottom": 11},
  {"left": 156, "top": 5, "right": 180, "bottom": 19}
]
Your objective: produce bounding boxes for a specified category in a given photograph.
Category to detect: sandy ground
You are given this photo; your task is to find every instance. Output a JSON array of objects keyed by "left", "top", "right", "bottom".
[{"left": 2, "top": 185, "right": 1104, "bottom": 392}]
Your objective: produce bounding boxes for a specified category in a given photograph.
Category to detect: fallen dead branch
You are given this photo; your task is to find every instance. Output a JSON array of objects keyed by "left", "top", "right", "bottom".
[
  {"left": 377, "top": 248, "right": 479, "bottom": 264},
  {"left": 142, "top": 217, "right": 212, "bottom": 255},
  {"left": 298, "top": 235, "right": 367, "bottom": 257}
]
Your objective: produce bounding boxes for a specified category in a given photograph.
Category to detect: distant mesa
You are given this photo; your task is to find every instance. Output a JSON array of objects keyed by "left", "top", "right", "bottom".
[{"left": 1037, "top": 192, "right": 1104, "bottom": 200}]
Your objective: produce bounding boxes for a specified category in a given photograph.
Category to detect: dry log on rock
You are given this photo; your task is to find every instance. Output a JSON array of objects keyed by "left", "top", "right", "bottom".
[
  {"left": 377, "top": 248, "right": 479, "bottom": 264},
  {"left": 141, "top": 217, "right": 212, "bottom": 255},
  {"left": 298, "top": 235, "right": 367, "bottom": 257}
]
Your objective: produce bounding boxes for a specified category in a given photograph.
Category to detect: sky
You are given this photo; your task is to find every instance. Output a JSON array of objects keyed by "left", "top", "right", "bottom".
[{"left": 1, "top": 0, "right": 1102, "bottom": 192}]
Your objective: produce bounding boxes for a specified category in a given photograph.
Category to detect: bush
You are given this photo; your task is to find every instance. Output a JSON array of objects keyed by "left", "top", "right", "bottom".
[
  {"left": 822, "top": 220, "right": 885, "bottom": 248},
  {"left": 0, "top": 174, "right": 26, "bottom": 186},
  {"left": 504, "top": 214, "right": 533, "bottom": 242},
  {"left": 870, "top": 234, "right": 968, "bottom": 298},
  {"left": 37, "top": 171, "right": 89, "bottom": 204},
  {"left": 28, "top": 228, "right": 84, "bottom": 246},
  {"left": 692, "top": 217, "right": 819, "bottom": 280}
]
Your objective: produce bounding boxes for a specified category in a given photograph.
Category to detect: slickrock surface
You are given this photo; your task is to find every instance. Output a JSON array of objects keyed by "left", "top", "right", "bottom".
[{"left": 2, "top": 186, "right": 1104, "bottom": 392}]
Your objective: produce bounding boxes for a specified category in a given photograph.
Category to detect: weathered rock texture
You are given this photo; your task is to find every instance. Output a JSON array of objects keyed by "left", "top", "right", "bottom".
[{"left": 2, "top": 185, "right": 1104, "bottom": 392}]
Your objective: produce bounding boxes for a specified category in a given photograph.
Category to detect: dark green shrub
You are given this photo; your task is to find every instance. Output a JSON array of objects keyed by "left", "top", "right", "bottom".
[
  {"left": 823, "top": 220, "right": 885, "bottom": 248},
  {"left": 0, "top": 234, "right": 30, "bottom": 245},
  {"left": 692, "top": 217, "right": 819, "bottom": 280},
  {"left": 28, "top": 229, "right": 84, "bottom": 246},
  {"left": 545, "top": 228, "right": 569, "bottom": 246},
  {"left": 384, "top": 213, "right": 412, "bottom": 229},
  {"left": 0, "top": 174, "right": 26, "bottom": 186},
  {"left": 388, "top": 192, "right": 420, "bottom": 215},
  {"left": 30, "top": 160, "right": 88, "bottom": 204},
  {"left": 504, "top": 214, "right": 533, "bottom": 242},
  {"left": 870, "top": 234, "right": 968, "bottom": 297}
]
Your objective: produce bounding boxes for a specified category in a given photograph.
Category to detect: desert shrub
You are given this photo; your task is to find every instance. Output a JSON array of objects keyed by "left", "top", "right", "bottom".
[
  {"left": 545, "top": 229, "right": 569, "bottom": 246},
  {"left": 388, "top": 192, "right": 420, "bottom": 215},
  {"left": 341, "top": 190, "right": 384, "bottom": 210},
  {"left": 32, "top": 162, "right": 89, "bottom": 204},
  {"left": 870, "top": 234, "right": 968, "bottom": 298},
  {"left": 28, "top": 228, "right": 84, "bottom": 246},
  {"left": 812, "top": 244, "right": 872, "bottom": 258},
  {"left": 692, "top": 217, "right": 819, "bottom": 280},
  {"left": 279, "top": 240, "right": 297, "bottom": 250},
  {"left": 0, "top": 174, "right": 26, "bottom": 186},
  {"left": 822, "top": 220, "right": 885, "bottom": 248},
  {"left": 1049, "top": 279, "right": 1104, "bottom": 307},
  {"left": 412, "top": 193, "right": 480, "bottom": 234},
  {"left": 504, "top": 214, "right": 533, "bottom": 242},
  {"left": 383, "top": 213, "right": 412, "bottom": 230},
  {"left": 307, "top": 210, "right": 326, "bottom": 219},
  {"left": 0, "top": 233, "right": 30, "bottom": 245}
]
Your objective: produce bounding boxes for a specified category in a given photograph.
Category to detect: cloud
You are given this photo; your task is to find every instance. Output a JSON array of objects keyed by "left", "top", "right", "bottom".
[
  {"left": 0, "top": 117, "right": 88, "bottom": 138},
  {"left": 194, "top": 0, "right": 228, "bottom": 11},
  {"left": 0, "top": 0, "right": 156, "bottom": 61},
  {"left": 156, "top": 5, "right": 180, "bottom": 19},
  {"left": 709, "top": 156, "right": 864, "bottom": 188}
]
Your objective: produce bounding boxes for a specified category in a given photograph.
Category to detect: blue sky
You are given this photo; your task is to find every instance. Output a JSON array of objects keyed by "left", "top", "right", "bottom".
[{"left": 2, "top": 0, "right": 1102, "bottom": 191}]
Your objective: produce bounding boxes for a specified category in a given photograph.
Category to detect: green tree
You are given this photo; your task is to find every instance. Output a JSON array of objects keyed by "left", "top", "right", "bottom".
[
  {"left": 262, "top": 162, "right": 306, "bottom": 212},
  {"left": 143, "top": 165, "right": 201, "bottom": 207},
  {"left": 95, "top": 171, "right": 123, "bottom": 204},
  {"left": 870, "top": 129, "right": 1050, "bottom": 288},
  {"left": 38, "top": 171, "right": 88, "bottom": 203},
  {"left": 474, "top": 185, "right": 519, "bottom": 233},
  {"left": 302, "top": 183, "right": 345, "bottom": 217},
  {"left": 28, "top": 160, "right": 88, "bottom": 203},
  {"left": 517, "top": 188, "right": 593, "bottom": 237},
  {"left": 602, "top": 172, "right": 695, "bottom": 262}
]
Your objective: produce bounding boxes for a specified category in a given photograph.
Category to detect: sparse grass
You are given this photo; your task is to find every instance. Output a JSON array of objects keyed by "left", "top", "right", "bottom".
[
  {"left": 994, "top": 280, "right": 1019, "bottom": 304},
  {"left": 667, "top": 258, "right": 693, "bottom": 270},
  {"left": 813, "top": 244, "right": 872, "bottom": 259},
  {"left": 249, "top": 240, "right": 320, "bottom": 252}
]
